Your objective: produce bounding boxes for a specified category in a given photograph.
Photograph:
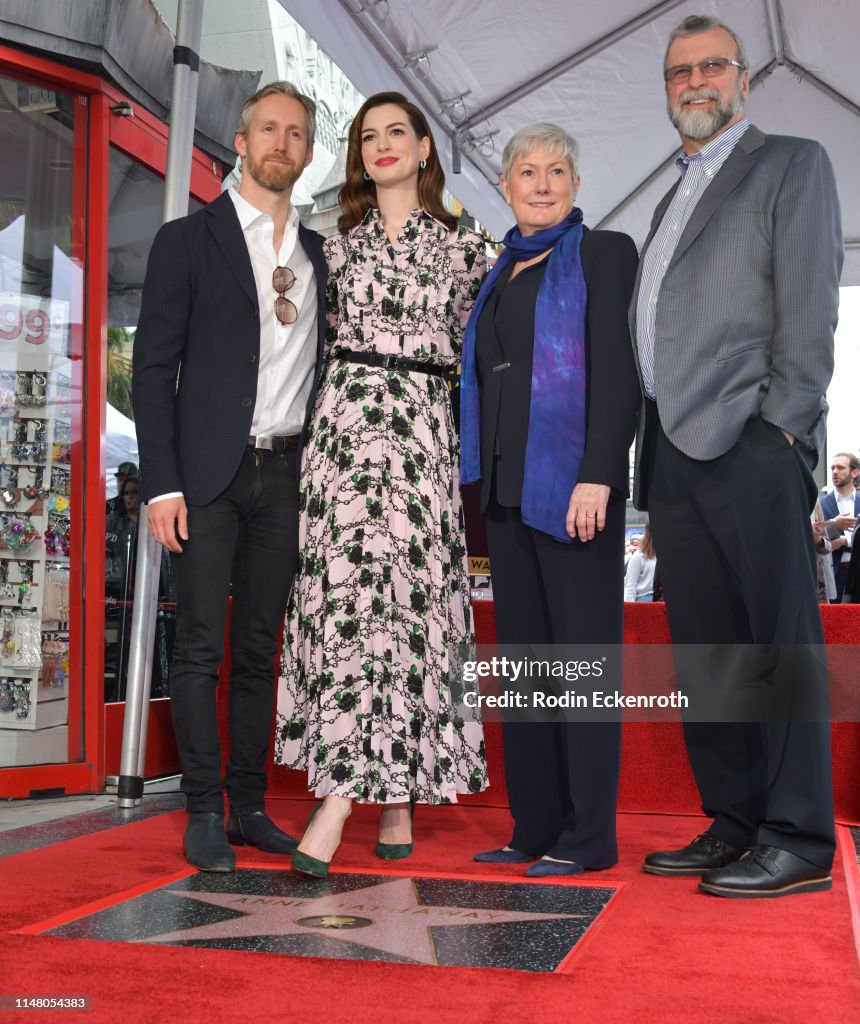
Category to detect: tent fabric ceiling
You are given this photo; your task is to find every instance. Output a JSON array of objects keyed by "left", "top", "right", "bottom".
[{"left": 281, "top": 0, "right": 859, "bottom": 285}]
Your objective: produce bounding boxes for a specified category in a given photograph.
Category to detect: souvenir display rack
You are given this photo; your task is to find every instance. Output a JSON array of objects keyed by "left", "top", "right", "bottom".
[{"left": 0, "top": 352, "right": 71, "bottom": 765}]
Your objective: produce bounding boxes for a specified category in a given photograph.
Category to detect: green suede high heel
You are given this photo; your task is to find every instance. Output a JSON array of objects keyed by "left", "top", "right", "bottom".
[
  {"left": 290, "top": 804, "right": 329, "bottom": 878},
  {"left": 375, "top": 801, "right": 415, "bottom": 861}
]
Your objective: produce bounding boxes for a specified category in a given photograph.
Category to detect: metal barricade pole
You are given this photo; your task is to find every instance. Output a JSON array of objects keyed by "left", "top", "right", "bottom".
[
  {"left": 117, "top": 506, "right": 160, "bottom": 806},
  {"left": 116, "top": 0, "right": 204, "bottom": 808}
]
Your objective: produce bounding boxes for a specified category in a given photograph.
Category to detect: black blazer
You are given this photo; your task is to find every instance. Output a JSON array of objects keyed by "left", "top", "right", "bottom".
[
  {"left": 475, "top": 227, "right": 640, "bottom": 512},
  {"left": 132, "top": 191, "right": 327, "bottom": 505}
]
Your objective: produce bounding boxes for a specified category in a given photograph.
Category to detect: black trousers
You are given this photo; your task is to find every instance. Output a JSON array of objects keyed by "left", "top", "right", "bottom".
[
  {"left": 169, "top": 448, "right": 300, "bottom": 813},
  {"left": 485, "top": 494, "right": 624, "bottom": 867},
  {"left": 646, "top": 410, "right": 835, "bottom": 868}
]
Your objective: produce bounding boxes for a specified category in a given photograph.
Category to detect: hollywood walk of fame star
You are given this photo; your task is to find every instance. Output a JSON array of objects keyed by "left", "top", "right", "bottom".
[{"left": 139, "top": 877, "right": 589, "bottom": 965}]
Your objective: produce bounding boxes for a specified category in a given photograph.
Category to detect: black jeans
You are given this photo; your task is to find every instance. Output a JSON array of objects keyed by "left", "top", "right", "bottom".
[{"left": 169, "top": 448, "right": 299, "bottom": 813}]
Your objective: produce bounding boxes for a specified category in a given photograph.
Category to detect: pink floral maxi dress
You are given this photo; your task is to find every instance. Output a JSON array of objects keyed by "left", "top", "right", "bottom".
[{"left": 275, "top": 209, "right": 488, "bottom": 804}]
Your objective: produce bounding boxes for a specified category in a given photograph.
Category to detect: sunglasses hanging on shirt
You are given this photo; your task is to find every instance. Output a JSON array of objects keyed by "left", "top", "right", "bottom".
[{"left": 272, "top": 266, "right": 298, "bottom": 325}]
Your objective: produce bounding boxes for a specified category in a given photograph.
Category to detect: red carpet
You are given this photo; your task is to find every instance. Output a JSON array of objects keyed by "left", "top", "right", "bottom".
[
  {"left": 4, "top": 802, "right": 859, "bottom": 1023},
  {"left": 265, "top": 602, "right": 860, "bottom": 823},
  {"left": 16, "top": 601, "right": 848, "bottom": 1020}
]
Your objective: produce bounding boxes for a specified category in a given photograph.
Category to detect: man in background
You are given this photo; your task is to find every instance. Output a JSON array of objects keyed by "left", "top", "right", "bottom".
[{"left": 819, "top": 452, "right": 860, "bottom": 601}]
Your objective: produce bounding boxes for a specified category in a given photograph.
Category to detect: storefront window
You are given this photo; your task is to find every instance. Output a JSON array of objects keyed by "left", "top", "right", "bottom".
[
  {"left": 0, "top": 74, "right": 84, "bottom": 766},
  {"left": 104, "top": 148, "right": 203, "bottom": 703}
]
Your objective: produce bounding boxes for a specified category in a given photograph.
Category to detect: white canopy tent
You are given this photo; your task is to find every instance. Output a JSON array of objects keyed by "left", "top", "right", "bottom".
[
  {"left": 105, "top": 402, "right": 139, "bottom": 476},
  {"left": 279, "top": 0, "right": 860, "bottom": 284},
  {"left": 123, "top": 0, "right": 859, "bottom": 786}
]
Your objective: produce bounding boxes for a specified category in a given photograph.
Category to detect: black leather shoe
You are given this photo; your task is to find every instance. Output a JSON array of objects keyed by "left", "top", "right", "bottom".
[
  {"left": 698, "top": 845, "right": 832, "bottom": 898},
  {"left": 643, "top": 831, "right": 745, "bottom": 876},
  {"left": 226, "top": 808, "right": 299, "bottom": 854},
  {"left": 184, "top": 812, "right": 236, "bottom": 872}
]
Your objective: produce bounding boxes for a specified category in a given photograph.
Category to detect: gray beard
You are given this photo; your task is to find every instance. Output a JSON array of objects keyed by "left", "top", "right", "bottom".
[{"left": 668, "top": 86, "right": 743, "bottom": 140}]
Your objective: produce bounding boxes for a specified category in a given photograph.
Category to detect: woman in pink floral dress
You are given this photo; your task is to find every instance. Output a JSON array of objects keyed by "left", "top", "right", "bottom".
[{"left": 275, "top": 92, "right": 487, "bottom": 876}]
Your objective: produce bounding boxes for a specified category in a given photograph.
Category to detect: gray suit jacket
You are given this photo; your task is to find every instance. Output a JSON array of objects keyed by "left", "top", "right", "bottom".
[{"left": 630, "top": 124, "right": 843, "bottom": 508}]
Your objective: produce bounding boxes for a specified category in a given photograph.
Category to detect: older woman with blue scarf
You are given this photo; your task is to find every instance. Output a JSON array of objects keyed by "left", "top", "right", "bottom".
[{"left": 460, "top": 123, "right": 640, "bottom": 876}]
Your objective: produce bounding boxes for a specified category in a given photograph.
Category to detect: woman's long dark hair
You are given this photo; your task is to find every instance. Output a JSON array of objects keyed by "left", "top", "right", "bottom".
[
  {"left": 639, "top": 520, "right": 655, "bottom": 560},
  {"left": 337, "top": 91, "right": 457, "bottom": 234}
]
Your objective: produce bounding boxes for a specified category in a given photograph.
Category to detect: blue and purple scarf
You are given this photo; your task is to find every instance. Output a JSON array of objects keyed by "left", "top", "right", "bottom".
[{"left": 460, "top": 208, "right": 587, "bottom": 543}]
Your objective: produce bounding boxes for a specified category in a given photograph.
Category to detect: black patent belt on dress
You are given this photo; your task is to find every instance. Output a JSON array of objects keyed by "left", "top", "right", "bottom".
[
  {"left": 331, "top": 347, "right": 454, "bottom": 381},
  {"left": 247, "top": 434, "right": 300, "bottom": 452}
]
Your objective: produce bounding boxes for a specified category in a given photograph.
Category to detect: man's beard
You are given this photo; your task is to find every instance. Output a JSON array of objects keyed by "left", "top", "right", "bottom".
[
  {"left": 668, "top": 82, "right": 744, "bottom": 140},
  {"left": 243, "top": 152, "right": 303, "bottom": 193}
]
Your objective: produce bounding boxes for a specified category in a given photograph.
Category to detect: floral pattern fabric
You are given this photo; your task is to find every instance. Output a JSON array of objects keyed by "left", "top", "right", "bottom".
[{"left": 275, "top": 209, "right": 488, "bottom": 804}]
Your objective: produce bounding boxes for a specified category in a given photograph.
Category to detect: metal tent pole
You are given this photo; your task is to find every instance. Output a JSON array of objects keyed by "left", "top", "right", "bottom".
[{"left": 117, "top": 0, "right": 205, "bottom": 808}]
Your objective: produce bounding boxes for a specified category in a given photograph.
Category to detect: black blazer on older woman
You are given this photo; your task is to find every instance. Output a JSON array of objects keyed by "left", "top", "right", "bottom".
[
  {"left": 475, "top": 226, "right": 640, "bottom": 512},
  {"left": 474, "top": 225, "right": 640, "bottom": 868}
]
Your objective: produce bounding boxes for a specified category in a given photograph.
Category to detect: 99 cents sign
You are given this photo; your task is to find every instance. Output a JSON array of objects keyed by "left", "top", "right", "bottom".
[{"left": 0, "top": 292, "right": 69, "bottom": 354}]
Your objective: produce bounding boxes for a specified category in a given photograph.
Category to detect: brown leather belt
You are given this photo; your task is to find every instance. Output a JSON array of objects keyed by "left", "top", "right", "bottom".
[{"left": 247, "top": 434, "right": 299, "bottom": 453}]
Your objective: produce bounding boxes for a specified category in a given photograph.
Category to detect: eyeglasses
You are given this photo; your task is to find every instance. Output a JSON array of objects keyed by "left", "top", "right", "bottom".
[
  {"left": 663, "top": 57, "right": 747, "bottom": 85},
  {"left": 272, "top": 266, "right": 298, "bottom": 325}
]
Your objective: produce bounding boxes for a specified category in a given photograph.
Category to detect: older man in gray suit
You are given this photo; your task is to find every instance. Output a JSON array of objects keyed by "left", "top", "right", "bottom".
[{"left": 631, "top": 14, "right": 842, "bottom": 898}]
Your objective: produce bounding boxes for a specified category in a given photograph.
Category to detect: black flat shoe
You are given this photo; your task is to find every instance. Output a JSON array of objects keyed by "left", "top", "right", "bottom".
[
  {"left": 643, "top": 831, "right": 745, "bottom": 876},
  {"left": 184, "top": 811, "right": 236, "bottom": 872},
  {"left": 473, "top": 847, "right": 533, "bottom": 864},
  {"left": 525, "top": 858, "right": 584, "bottom": 878},
  {"left": 226, "top": 808, "right": 299, "bottom": 854},
  {"left": 698, "top": 845, "right": 832, "bottom": 899}
]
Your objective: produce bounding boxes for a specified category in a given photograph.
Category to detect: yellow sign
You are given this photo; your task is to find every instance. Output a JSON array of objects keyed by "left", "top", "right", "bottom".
[{"left": 468, "top": 556, "right": 491, "bottom": 576}]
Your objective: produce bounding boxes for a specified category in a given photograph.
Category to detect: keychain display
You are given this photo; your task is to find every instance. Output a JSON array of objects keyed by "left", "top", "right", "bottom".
[
  {"left": 11, "top": 372, "right": 48, "bottom": 408},
  {"left": 43, "top": 567, "right": 69, "bottom": 622},
  {"left": 0, "top": 513, "right": 39, "bottom": 553},
  {"left": 0, "top": 562, "right": 14, "bottom": 605},
  {"left": 2, "top": 611, "right": 15, "bottom": 659},
  {"left": 19, "top": 466, "right": 48, "bottom": 501},
  {"left": 44, "top": 513, "right": 70, "bottom": 557},
  {"left": 50, "top": 465, "right": 70, "bottom": 496},
  {"left": 0, "top": 678, "right": 32, "bottom": 720},
  {"left": 0, "top": 361, "right": 73, "bottom": 742},
  {"left": 0, "top": 609, "right": 41, "bottom": 668},
  {"left": 51, "top": 441, "right": 71, "bottom": 463},
  {"left": 0, "top": 560, "right": 35, "bottom": 606},
  {"left": 41, "top": 635, "right": 69, "bottom": 689}
]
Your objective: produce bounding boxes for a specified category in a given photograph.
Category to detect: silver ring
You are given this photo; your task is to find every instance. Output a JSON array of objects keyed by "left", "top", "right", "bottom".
[{"left": 586, "top": 513, "right": 596, "bottom": 518}]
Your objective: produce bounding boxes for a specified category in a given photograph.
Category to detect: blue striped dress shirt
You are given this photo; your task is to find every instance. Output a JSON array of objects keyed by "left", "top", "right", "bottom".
[{"left": 636, "top": 118, "right": 750, "bottom": 399}]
